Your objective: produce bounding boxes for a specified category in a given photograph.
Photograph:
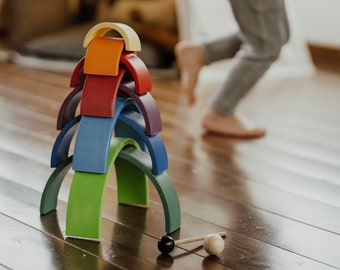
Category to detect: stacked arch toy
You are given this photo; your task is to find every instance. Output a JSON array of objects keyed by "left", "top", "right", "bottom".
[{"left": 40, "top": 22, "right": 181, "bottom": 240}]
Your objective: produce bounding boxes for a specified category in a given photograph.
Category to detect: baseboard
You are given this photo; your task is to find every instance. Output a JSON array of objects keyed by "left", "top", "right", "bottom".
[{"left": 308, "top": 44, "right": 340, "bottom": 73}]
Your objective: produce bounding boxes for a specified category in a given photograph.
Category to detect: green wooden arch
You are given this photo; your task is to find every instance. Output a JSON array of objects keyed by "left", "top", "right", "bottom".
[{"left": 40, "top": 137, "right": 181, "bottom": 240}]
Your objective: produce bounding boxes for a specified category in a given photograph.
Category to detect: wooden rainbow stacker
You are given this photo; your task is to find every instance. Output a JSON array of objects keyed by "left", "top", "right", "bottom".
[{"left": 39, "top": 22, "right": 181, "bottom": 240}]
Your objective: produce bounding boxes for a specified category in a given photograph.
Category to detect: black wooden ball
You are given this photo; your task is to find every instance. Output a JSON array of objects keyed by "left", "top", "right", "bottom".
[{"left": 157, "top": 235, "right": 175, "bottom": 254}]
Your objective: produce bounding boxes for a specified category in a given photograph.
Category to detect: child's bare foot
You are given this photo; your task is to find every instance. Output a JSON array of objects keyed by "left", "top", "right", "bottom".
[
  {"left": 202, "top": 109, "right": 266, "bottom": 138},
  {"left": 175, "top": 41, "right": 205, "bottom": 105}
]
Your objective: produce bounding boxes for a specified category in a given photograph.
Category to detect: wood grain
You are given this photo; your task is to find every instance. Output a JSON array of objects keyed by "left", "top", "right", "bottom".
[{"left": 1, "top": 61, "right": 340, "bottom": 269}]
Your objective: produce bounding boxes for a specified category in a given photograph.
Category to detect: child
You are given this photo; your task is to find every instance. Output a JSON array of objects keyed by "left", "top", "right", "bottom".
[{"left": 175, "top": 0, "right": 290, "bottom": 138}]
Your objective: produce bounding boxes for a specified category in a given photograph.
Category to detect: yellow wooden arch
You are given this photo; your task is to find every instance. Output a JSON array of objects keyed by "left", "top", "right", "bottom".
[{"left": 83, "top": 22, "right": 141, "bottom": 51}]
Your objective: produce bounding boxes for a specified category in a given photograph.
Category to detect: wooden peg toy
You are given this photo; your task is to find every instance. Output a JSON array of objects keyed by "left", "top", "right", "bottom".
[
  {"left": 203, "top": 234, "right": 226, "bottom": 256},
  {"left": 158, "top": 231, "right": 226, "bottom": 255}
]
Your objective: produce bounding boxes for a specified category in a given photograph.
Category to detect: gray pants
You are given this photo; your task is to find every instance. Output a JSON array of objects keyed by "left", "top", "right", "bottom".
[{"left": 201, "top": 0, "right": 290, "bottom": 116}]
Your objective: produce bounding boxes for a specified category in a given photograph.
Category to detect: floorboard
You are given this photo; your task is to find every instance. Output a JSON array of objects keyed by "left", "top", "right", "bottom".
[{"left": 1, "top": 61, "right": 340, "bottom": 269}]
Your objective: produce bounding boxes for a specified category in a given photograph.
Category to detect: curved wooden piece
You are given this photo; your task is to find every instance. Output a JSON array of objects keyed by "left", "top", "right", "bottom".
[
  {"left": 41, "top": 138, "right": 180, "bottom": 239},
  {"left": 120, "top": 52, "right": 152, "bottom": 94},
  {"left": 115, "top": 110, "right": 168, "bottom": 175},
  {"left": 40, "top": 156, "right": 73, "bottom": 215},
  {"left": 66, "top": 138, "right": 145, "bottom": 240},
  {"left": 83, "top": 22, "right": 141, "bottom": 51},
  {"left": 51, "top": 116, "right": 81, "bottom": 167},
  {"left": 80, "top": 66, "right": 126, "bottom": 118},
  {"left": 73, "top": 97, "right": 139, "bottom": 173},
  {"left": 115, "top": 112, "right": 146, "bottom": 152},
  {"left": 84, "top": 37, "right": 124, "bottom": 76},
  {"left": 70, "top": 57, "right": 85, "bottom": 87},
  {"left": 117, "top": 146, "right": 181, "bottom": 234},
  {"left": 56, "top": 86, "right": 82, "bottom": 130},
  {"left": 119, "top": 81, "right": 162, "bottom": 135}
]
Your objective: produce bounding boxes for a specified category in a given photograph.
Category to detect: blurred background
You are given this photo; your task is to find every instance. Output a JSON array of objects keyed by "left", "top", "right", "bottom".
[{"left": 0, "top": 0, "right": 339, "bottom": 75}]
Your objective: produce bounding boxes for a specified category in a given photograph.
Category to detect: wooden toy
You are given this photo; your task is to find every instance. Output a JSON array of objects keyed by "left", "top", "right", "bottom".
[
  {"left": 116, "top": 145, "right": 180, "bottom": 234},
  {"left": 51, "top": 116, "right": 81, "bottom": 167},
  {"left": 72, "top": 97, "right": 138, "bottom": 173},
  {"left": 73, "top": 100, "right": 168, "bottom": 174},
  {"left": 55, "top": 93, "right": 163, "bottom": 173},
  {"left": 72, "top": 114, "right": 124, "bottom": 173},
  {"left": 40, "top": 22, "right": 181, "bottom": 241},
  {"left": 80, "top": 56, "right": 151, "bottom": 117},
  {"left": 120, "top": 52, "right": 152, "bottom": 94},
  {"left": 84, "top": 37, "right": 124, "bottom": 76},
  {"left": 41, "top": 138, "right": 180, "bottom": 237},
  {"left": 67, "top": 137, "right": 142, "bottom": 239},
  {"left": 80, "top": 67, "right": 127, "bottom": 117},
  {"left": 56, "top": 80, "right": 162, "bottom": 135},
  {"left": 203, "top": 234, "right": 225, "bottom": 256},
  {"left": 69, "top": 57, "right": 85, "bottom": 88},
  {"left": 66, "top": 138, "right": 180, "bottom": 239},
  {"left": 71, "top": 52, "right": 151, "bottom": 95},
  {"left": 40, "top": 156, "right": 73, "bottom": 215},
  {"left": 157, "top": 231, "right": 227, "bottom": 255},
  {"left": 118, "top": 81, "right": 162, "bottom": 135},
  {"left": 116, "top": 110, "right": 168, "bottom": 174},
  {"left": 83, "top": 22, "right": 141, "bottom": 51},
  {"left": 56, "top": 86, "right": 82, "bottom": 130}
]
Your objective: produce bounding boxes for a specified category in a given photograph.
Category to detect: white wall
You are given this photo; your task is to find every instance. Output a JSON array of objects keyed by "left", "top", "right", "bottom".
[{"left": 295, "top": 0, "right": 340, "bottom": 48}]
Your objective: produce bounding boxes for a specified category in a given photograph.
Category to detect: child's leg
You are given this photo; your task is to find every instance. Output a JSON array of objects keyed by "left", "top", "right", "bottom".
[
  {"left": 210, "top": 0, "right": 290, "bottom": 117},
  {"left": 175, "top": 33, "right": 241, "bottom": 105},
  {"left": 175, "top": 41, "right": 204, "bottom": 105},
  {"left": 201, "top": 0, "right": 289, "bottom": 137}
]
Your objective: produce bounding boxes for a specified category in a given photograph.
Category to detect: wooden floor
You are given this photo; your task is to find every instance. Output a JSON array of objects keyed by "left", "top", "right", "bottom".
[{"left": 0, "top": 60, "right": 340, "bottom": 270}]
